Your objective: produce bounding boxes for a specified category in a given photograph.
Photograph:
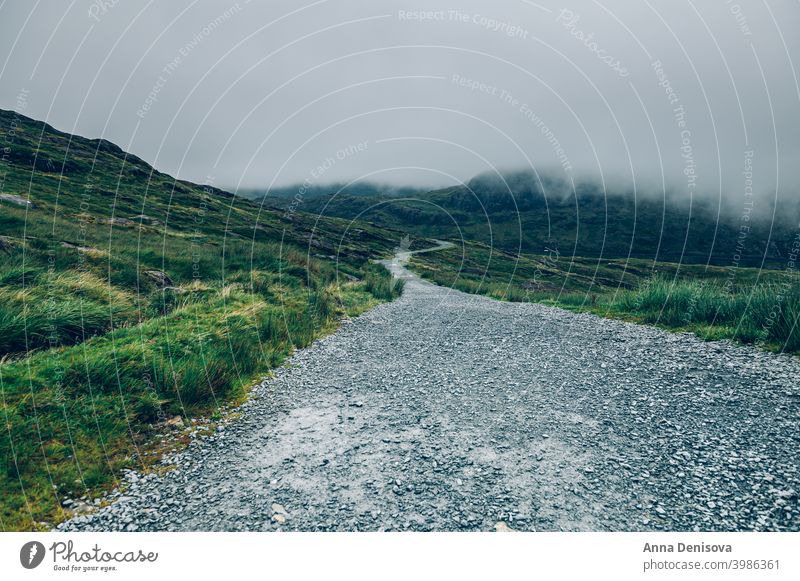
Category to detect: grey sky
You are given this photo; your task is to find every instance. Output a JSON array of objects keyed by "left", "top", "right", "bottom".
[{"left": 1, "top": 0, "right": 798, "bottom": 205}]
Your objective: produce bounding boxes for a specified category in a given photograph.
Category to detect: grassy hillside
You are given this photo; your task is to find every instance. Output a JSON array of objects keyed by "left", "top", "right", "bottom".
[
  {"left": 265, "top": 170, "right": 798, "bottom": 268},
  {"left": 0, "top": 109, "right": 408, "bottom": 530},
  {"left": 2, "top": 106, "right": 796, "bottom": 530}
]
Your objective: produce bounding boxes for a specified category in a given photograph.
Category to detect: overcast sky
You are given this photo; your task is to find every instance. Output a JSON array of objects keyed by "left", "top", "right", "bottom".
[{"left": 1, "top": 0, "right": 799, "bottom": 204}]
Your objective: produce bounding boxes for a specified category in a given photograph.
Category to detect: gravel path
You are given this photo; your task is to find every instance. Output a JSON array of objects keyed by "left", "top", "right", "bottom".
[{"left": 60, "top": 247, "right": 800, "bottom": 531}]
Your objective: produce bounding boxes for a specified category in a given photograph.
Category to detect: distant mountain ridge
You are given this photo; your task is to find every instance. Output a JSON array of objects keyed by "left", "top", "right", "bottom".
[{"left": 261, "top": 170, "right": 799, "bottom": 268}]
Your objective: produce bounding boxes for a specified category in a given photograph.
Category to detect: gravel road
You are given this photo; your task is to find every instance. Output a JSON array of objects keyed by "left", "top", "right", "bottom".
[{"left": 60, "top": 247, "right": 800, "bottom": 532}]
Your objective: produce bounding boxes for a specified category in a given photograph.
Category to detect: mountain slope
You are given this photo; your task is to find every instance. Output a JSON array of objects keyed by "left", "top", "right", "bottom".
[{"left": 0, "top": 108, "right": 407, "bottom": 530}]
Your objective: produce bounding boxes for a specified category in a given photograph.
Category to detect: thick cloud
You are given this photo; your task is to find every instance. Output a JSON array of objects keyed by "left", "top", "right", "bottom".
[{"left": 1, "top": 0, "right": 798, "bottom": 208}]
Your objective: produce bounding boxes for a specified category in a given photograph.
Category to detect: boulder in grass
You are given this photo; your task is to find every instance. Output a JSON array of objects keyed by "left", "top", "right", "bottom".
[
  {"left": 166, "top": 416, "right": 185, "bottom": 430},
  {"left": 0, "top": 235, "right": 19, "bottom": 253},
  {"left": 129, "top": 214, "right": 161, "bottom": 225},
  {"left": 143, "top": 269, "right": 173, "bottom": 288},
  {"left": 103, "top": 217, "right": 133, "bottom": 226},
  {"left": 0, "top": 193, "right": 33, "bottom": 208}
]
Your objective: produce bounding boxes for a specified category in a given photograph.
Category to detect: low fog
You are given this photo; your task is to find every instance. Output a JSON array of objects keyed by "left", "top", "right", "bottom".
[{"left": 1, "top": 1, "right": 799, "bottom": 211}]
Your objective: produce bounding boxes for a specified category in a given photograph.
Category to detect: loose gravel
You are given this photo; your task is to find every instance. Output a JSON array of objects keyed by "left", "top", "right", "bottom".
[{"left": 59, "top": 249, "right": 800, "bottom": 531}]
